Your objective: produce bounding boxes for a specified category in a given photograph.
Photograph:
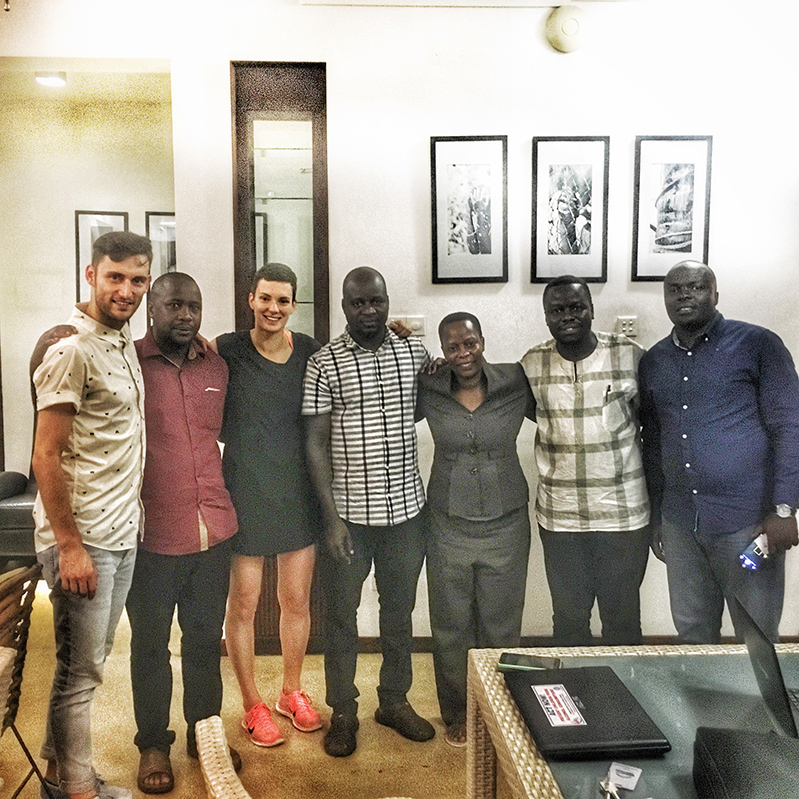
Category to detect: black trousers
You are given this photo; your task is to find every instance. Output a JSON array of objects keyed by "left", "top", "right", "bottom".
[
  {"left": 127, "top": 540, "right": 232, "bottom": 753},
  {"left": 539, "top": 527, "right": 650, "bottom": 647},
  {"left": 320, "top": 509, "right": 428, "bottom": 716}
]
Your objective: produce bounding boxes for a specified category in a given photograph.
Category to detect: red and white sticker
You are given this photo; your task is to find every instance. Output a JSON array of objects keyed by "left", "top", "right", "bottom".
[{"left": 532, "top": 684, "right": 587, "bottom": 727}]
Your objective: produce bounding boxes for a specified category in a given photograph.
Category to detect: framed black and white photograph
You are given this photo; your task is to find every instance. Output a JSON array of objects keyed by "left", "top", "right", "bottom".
[
  {"left": 632, "top": 135, "right": 712, "bottom": 281},
  {"left": 75, "top": 210, "right": 129, "bottom": 302},
  {"left": 532, "top": 136, "right": 609, "bottom": 283},
  {"left": 431, "top": 136, "right": 508, "bottom": 283},
  {"left": 145, "top": 212, "right": 177, "bottom": 276}
]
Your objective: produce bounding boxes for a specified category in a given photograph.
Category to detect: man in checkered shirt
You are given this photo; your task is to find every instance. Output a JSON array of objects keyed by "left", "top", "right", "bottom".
[
  {"left": 521, "top": 275, "right": 650, "bottom": 647},
  {"left": 303, "top": 266, "right": 434, "bottom": 757}
]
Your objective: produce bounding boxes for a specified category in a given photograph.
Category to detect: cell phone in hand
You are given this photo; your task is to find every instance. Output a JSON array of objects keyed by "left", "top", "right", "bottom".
[{"left": 497, "top": 652, "right": 562, "bottom": 672}]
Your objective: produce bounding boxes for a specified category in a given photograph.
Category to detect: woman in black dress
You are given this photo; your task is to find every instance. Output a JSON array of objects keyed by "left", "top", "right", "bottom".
[{"left": 213, "top": 264, "right": 322, "bottom": 747}]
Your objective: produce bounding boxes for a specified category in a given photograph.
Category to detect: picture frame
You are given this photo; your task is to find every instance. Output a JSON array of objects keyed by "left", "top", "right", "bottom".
[
  {"left": 531, "top": 136, "right": 609, "bottom": 284},
  {"left": 75, "top": 210, "right": 129, "bottom": 302},
  {"left": 145, "top": 211, "right": 177, "bottom": 276},
  {"left": 431, "top": 136, "right": 508, "bottom": 284},
  {"left": 632, "top": 135, "right": 712, "bottom": 281}
]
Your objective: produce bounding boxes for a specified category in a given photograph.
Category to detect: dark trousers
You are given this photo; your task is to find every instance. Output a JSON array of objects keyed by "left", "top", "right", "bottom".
[
  {"left": 540, "top": 527, "right": 650, "bottom": 647},
  {"left": 320, "top": 509, "right": 428, "bottom": 716},
  {"left": 428, "top": 506, "right": 530, "bottom": 725},
  {"left": 126, "top": 540, "right": 232, "bottom": 753}
]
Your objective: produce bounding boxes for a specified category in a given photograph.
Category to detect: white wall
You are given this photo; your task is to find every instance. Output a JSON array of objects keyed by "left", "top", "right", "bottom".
[
  {"left": 2, "top": 0, "right": 799, "bottom": 637},
  {"left": 0, "top": 60, "right": 174, "bottom": 470}
]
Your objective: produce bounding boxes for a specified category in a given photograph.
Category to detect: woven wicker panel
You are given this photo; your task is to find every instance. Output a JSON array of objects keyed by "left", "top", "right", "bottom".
[
  {"left": 0, "top": 563, "right": 41, "bottom": 736},
  {"left": 195, "top": 716, "right": 252, "bottom": 799}
]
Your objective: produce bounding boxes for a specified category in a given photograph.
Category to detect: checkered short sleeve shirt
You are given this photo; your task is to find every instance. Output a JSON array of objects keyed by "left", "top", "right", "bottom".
[
  {"left": 302, "top": 327, "right": 430, "bottom": 526},
  {"left": 521, "top": 332, "right": 650, "bottom": 532}
]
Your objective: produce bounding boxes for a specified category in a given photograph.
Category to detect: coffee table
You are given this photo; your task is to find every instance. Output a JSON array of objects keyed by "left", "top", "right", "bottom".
[{"left": 466, "top": 643, "right": 799, "bottom": 799}]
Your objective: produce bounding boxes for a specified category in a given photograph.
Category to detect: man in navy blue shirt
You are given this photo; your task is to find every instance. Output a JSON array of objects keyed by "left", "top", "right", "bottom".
[{"left": 640, "top": 260, "right": 799, "bottom": 643}]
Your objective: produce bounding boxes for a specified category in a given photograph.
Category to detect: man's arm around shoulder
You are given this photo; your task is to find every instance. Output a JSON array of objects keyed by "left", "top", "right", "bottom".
[{"left": 32, "top": 404, "right": 98, "bottom": 598}]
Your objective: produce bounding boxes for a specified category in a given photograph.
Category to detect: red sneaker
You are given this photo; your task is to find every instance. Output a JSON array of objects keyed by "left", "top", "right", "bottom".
[
  {"left": 276, "top": 690, "right": 323, "bottom": 732},
  {"left": 242, "top": 702, "right": 284, "bottom": 747}
]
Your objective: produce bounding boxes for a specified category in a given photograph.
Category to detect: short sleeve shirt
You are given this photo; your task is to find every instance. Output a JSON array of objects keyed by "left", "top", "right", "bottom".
[
  {"left": 521, "top": 331, "right": 650, "bottom": 532},
  {"left": 32, "top": 307, "right": 146, "bottom": 552},
  {"left": 136, "top": 331, "right": 237, "bottom": 555},
  {"left": 302, "top": 327, "right": 429, "bottom": 526}
]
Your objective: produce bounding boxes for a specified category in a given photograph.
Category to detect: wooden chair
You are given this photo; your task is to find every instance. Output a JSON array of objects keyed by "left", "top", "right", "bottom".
[
  {"left": 195, "top": 715, "right": 253, "bottom": 799},
  {"left": 0, "top": 563, "right": 54, "bottom": 799}
]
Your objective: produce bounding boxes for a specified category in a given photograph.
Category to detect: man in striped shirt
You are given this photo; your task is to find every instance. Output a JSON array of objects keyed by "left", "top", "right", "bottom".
[
  {"left": 303, "top": 266, "right": 434, "bottom": 757},
  {"left": 521, "top": 275, "right": 650, "bottom": 647}
]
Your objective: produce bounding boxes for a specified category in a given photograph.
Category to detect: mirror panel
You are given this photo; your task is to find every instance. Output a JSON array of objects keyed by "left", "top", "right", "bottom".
[{"left": 253, "top": 119, "right": 314, "bottom": 332}]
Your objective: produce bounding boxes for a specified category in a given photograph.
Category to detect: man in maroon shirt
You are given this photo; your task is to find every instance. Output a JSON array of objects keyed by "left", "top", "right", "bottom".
[
  {"left": 128, "top": 272, "right": 239, "bottom": 793},
  {"left": 31, "top": 272, "right": 240, "bottom": 794}
]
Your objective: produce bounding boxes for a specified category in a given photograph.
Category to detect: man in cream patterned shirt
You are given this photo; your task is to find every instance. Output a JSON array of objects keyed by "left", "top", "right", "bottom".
[{"left": 521, "top": 275, "right": 650, "bottom": 647}]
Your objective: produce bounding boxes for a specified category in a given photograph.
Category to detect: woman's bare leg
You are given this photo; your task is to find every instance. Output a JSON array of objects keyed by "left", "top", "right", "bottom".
[
  {"left": 276, "top": 544, "right": 316, "bottom": 693},
  {"left": 225, "top": 554, "right": 265, "bottom": 711}
]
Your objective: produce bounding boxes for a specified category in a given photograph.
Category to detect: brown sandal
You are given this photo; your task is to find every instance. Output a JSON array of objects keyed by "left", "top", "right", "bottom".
[{"left": 137, "top": 747, "right": 174, "bottom": 794}]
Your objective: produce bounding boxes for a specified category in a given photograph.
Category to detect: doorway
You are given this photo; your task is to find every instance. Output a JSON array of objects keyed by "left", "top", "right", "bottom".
[{"left": 231, "top": 62, "right": 329, "bottom": 654}]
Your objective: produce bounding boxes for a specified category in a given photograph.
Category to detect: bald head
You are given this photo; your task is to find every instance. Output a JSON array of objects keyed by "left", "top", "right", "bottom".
[{"left": 665, "top": 260, "right": 717, "bottom": 290}]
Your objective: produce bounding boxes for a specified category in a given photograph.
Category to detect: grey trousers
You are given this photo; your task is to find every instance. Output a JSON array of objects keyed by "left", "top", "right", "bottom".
[{"left": 427, "top": 506, "right": 531, "bottom": 725}]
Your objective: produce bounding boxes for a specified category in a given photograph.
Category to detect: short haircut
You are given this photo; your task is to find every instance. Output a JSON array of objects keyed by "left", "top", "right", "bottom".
[
  {"left": 342, "top": 266, "right": 386, "bottom": 295},
  {"left": 666, "top": 260, "right": 717, "bottom": 289},
  {"left": 438, "top": 311, "right": 483, "bottom": 339},
  {"left": 92, "top": 231, "right": 153, "bottom": 268},
  {"left": 149, "top": 271, "right": 199, "bottom": 301},
  {"left": 543, "top": 274, "right": 593, "bottom": 307},
  {"left": 250, "top": 263, "right": 298, "bottom": 300}
]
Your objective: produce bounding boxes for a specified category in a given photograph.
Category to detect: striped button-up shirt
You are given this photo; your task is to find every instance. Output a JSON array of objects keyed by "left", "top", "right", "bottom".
[
  {"left": 302, "top": 327, "right": 430, "bottom": 526},
  {"left": 521, "top": 331, "right": 650, "bottom": 532}
]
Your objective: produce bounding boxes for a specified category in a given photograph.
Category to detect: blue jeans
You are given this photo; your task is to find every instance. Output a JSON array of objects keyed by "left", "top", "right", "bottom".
[
  {"left": 662, "top": 518, "right": 785, "bottom": 643},
  {"left": 38, "top": 544, "right": 136, "bottom": 795}
]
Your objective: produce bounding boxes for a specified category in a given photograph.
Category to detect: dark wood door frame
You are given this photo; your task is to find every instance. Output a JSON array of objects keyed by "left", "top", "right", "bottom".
[
  {"left": 231, "top": 61, "right": 329, "bottom": 342},
  {"left": 230, "top": 62, "right": 329, "bottom": 654}
]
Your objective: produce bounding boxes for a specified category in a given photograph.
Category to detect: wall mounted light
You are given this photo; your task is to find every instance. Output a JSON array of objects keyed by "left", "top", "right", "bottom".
[
  {"left": 545, "top": 5, "right": 586, "bottom": 53},
  {"left": 35, "top": 72, "right": 67, "bottom": 87}
]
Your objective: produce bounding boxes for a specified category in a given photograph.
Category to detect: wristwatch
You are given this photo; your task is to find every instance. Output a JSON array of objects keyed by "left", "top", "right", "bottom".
[{"left": 775, "top": 504, "right": 795, "bottom": 518}]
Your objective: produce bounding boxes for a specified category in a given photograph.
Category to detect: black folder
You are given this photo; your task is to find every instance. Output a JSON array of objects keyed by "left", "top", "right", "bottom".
[{"left": 503, "top": 665, "right": 671, "bottom": 760}]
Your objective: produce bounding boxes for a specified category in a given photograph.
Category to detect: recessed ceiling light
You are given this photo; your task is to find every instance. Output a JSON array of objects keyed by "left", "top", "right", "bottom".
[{"left": 35, "top": 72, "right": 67, "bottom": 87}]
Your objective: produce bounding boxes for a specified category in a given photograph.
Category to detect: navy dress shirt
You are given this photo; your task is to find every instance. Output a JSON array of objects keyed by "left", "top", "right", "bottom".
[{"left": 639, "top": 313, "right": 799, "bottom": 533}]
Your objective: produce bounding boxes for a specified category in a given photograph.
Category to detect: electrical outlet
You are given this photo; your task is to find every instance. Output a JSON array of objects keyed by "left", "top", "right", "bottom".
[
  {"left": 616, "top": 316, "right": 638, "bottom": 338},
  {"left": 404, "top": 315, "right": 426, "bottom": 337}
]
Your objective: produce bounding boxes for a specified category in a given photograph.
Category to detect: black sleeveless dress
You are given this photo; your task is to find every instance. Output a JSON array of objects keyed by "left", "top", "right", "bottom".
[{"left": 217, "top": 330, "right": 322, "bottom": 556}]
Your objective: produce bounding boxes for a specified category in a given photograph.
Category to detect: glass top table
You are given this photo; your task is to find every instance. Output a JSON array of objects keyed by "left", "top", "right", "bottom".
[{"left": 466, "top": 644, "right": 799, "bottom": 799}]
